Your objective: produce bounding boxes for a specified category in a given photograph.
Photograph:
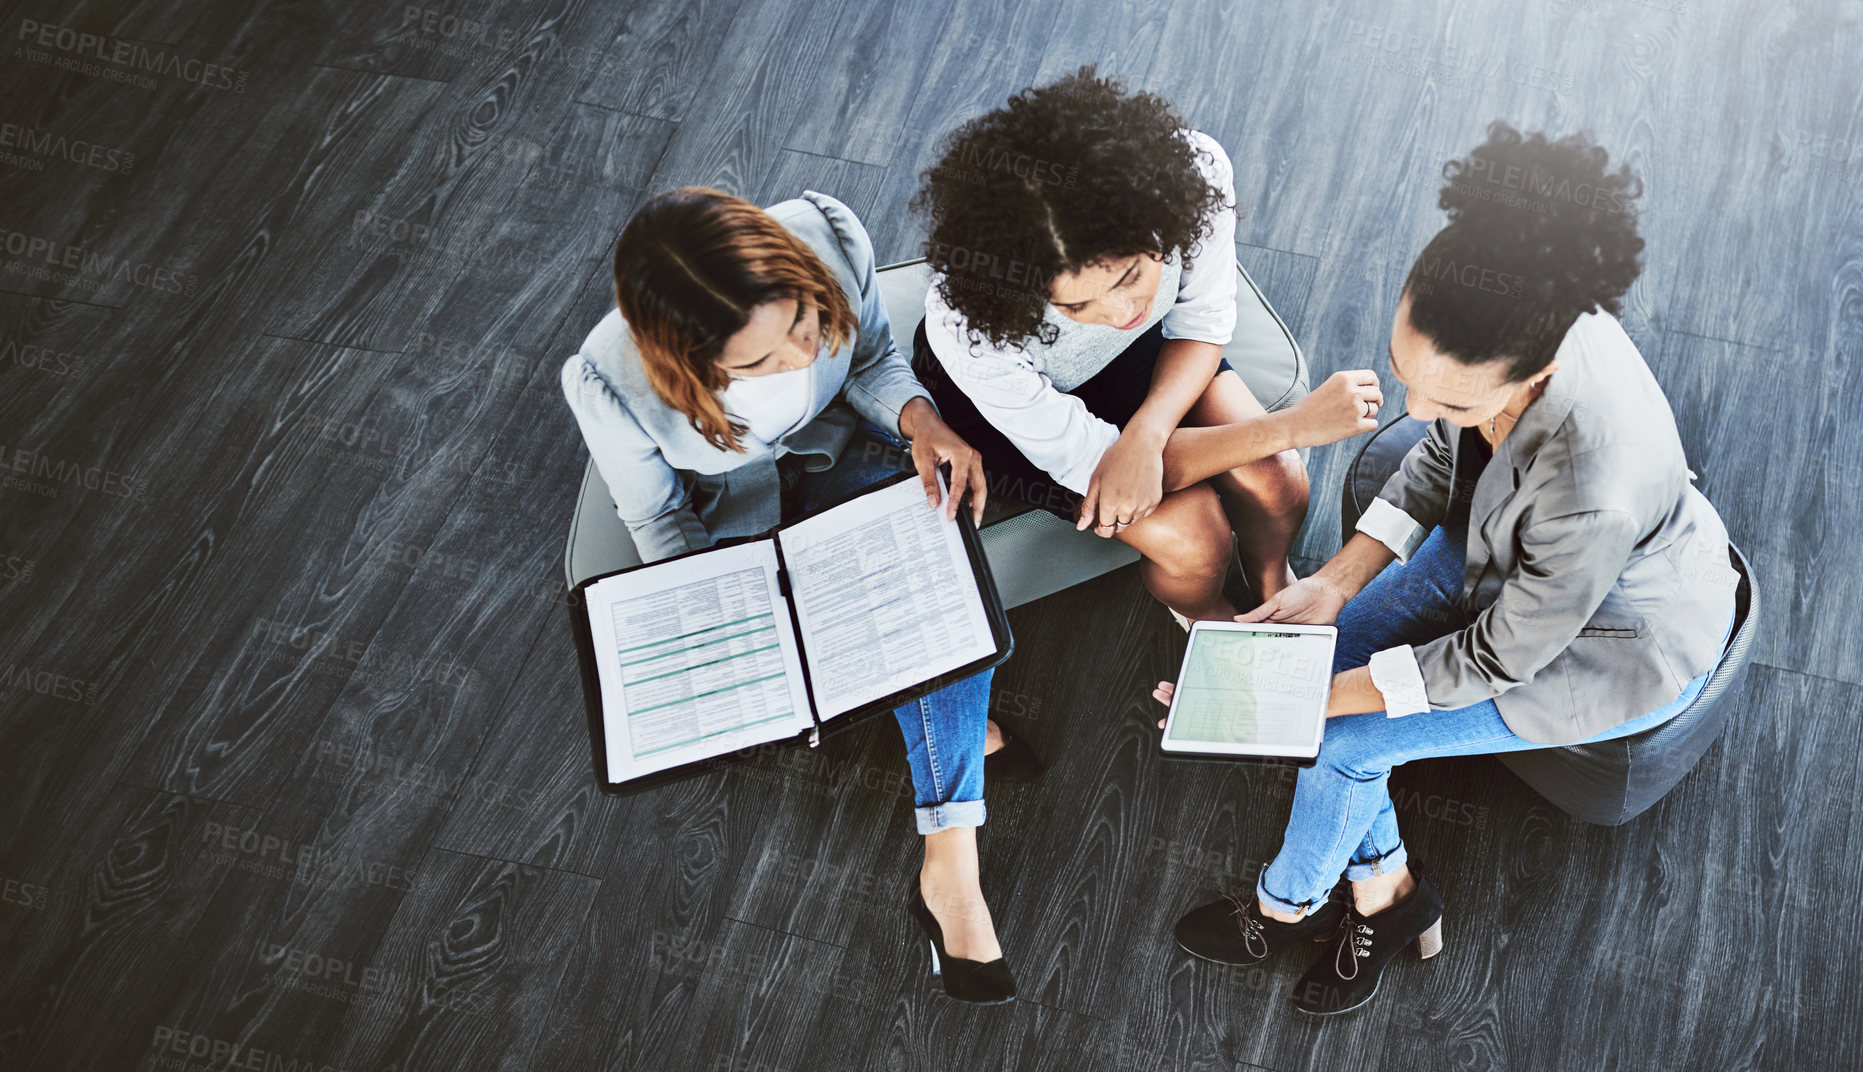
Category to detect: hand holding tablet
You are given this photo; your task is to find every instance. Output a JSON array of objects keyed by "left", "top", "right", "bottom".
[{"left": 1156, "top": 622, "right": 1337, "bottom": 766}]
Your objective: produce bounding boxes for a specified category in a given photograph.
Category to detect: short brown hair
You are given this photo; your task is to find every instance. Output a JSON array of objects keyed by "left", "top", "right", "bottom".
[{"left": 613, "top": 187, "right": 855, "bottom": 452}]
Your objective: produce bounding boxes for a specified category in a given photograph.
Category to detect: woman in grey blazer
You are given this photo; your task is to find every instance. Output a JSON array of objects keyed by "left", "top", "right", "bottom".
[
  {"left": 560, "top": 187, "right": 1021, "bottom": 1004},
  {"left": 1153, "top": 123, "right": 1741, "bottom": 1015}
]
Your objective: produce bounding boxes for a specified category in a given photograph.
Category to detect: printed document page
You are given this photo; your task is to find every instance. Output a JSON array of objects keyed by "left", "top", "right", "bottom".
[
  {"left": 583, "top": 541, "right": 812, "bottom": 782},
  {"left": 777, "top": 476, "right": 996, "bottom": 720}
]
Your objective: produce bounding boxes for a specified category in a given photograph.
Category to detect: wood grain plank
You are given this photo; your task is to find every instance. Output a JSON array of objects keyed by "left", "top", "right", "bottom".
[
  {"left": 5, "top": 1, "right": 1862, "bottom": 1070},
  {"left": 1653, "top": 329, "right": 1863, "bottom": 684},
  {"left": 573, "top": 0, "right": 754, "bottom": 122},
  {"left": 515, "top": 775, "right": 772, "bottom": 1071},
  {"left": 1026, "top": 0, "right": 1171, "bottom": 93},
  {"left": 753, "top": 150, "right": 888, "bottom": 222},
  {"left": 0, "top": 785, "right": 265, "bottom": 1071},
  {"left": 252, "top": 70, "right": 556, "bottom": 350},
  {"left": 314, "top": 0, "right": 607, "bottom": 93},
  {"left": 298, "top": 850, "right": 599, "bottom": 1072},
  {"left": 629, "top": 0, "right": 864, "bottom": 201},
  {"left": 0, "top": 330, "right": 407, "bottom": 846},
  {"left": 851, "top": 0, "right": 1066, "bottom": 261},
  {"left": 1382, "top": 666, "right": 1863, "bottom": 1071},
  {"left": 780, "top": 0, "right": 961, "bottom": 166}
]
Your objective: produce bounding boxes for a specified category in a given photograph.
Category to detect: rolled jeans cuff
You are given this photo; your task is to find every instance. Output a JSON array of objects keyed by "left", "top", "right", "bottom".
[
  {"left": 1255, "top": 872, "right": 1335, "bottom": 917},
  {"left": 1342, "top": 842, "right": 1409, "bottom": 884},
  {"left": 915, "top": 799, "right": 986, "bottom": 835}
]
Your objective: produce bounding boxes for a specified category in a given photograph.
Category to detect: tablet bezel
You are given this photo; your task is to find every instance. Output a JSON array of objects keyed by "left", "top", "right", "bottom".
[{"left": 1160, "top": 621, "right": 1337, "bottom": 762}]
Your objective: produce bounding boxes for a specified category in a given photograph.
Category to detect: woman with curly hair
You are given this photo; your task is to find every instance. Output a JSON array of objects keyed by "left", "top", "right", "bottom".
[
  {"left": 910, "top": 65, "right": 1385, "bottom": 622},
  {"left": 1153, "top": 122, "right": 1741, "bottom": 1015},
  {"left": 562, "top": 188, "right": 1033, "bottom": 1005}
]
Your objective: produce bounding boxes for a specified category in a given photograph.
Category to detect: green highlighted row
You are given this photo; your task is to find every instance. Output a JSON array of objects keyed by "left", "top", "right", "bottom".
[
  {"left": 618, "top": 623, "right": 778, "bottom": 668},
  {"left": 627, "top": 671, "right": 789, "bottom": 716},
  {"left": 615, "top": 612, "right": 772, "bottom": 655},
  {"left": 626, "top": 643, "right": 781, "bottom": 684},
  {"left": 634, "top": 709, "right": 795, "bottom": 758}
]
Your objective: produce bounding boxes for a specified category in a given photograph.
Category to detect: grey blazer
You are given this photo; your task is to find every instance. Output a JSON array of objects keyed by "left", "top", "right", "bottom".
[
  {"left": 1364, "top": 311, "right": 1740, "bottom": 745},
  {"left": 559, "top": 191, "right": 932, "bottom": 564}
]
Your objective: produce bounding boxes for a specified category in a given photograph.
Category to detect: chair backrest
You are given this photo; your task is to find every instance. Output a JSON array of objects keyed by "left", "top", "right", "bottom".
[
  {"left": 565, "top": 456, "right": 643, "bottom": 589},
  {"left": 1497, "top": 537, "right": 1759, "bottom": 825},
  {"left": 876, "top": 259, "right": 934, "bottom": 365},
  {"left": 1341, "top": 417, "right": 1429, "bottom": 545},
  {"left": 1688, "top": 540, "right": 1760, "bottom": 708}
]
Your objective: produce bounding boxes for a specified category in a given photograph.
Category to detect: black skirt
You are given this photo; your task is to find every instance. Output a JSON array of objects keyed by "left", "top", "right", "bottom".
[{"left": 911, "top": 317, "right": 1234, "bottom": 520}]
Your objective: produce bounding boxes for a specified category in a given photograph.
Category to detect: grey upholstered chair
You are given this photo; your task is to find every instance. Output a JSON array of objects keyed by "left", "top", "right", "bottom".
[
  {"left": 563, "top": 259, "right": 1311, "bottom": 610},
  {"left": 1339, "top": 417, "right": 1761, "bottom": 825}
]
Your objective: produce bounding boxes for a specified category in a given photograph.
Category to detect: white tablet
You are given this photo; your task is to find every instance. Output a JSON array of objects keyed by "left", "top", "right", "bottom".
[{"left": 1160, "top": 621, "right": 1337, "bottom": 763}]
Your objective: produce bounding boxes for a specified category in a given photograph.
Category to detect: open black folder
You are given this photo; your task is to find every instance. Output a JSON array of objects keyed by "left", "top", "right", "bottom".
[{"left": 569, "top": 472, "right": 1014, "bottom": 796}]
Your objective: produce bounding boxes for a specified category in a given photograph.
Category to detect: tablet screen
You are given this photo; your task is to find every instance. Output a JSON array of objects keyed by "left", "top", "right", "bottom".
[{"left": 1163, "top": 624, "right": 1335, "bottom": 757}]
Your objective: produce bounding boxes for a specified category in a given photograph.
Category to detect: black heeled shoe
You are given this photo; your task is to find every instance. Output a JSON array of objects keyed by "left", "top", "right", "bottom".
[
  {"left": 1174, "top": 889, "right": 1346, "bottom": 965},
  {"left": 906, "top": 886, "right": 1016, "bottom": 1005},
  {"left": 1290, "top": 868, "right": 1444, "bottom": 1016},
  {"left": 983, "top": 722, "right": 1043, "bottom": 782}
]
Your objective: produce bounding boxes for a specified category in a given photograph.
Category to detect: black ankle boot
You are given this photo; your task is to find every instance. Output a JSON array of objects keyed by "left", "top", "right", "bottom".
[
  {"left": 1174, "top": 890, "right": 1346, "bottom": 965},
  {"left": 907, "top": 886, "right": 1016, "bottom": 1005},
  {"left": 1290, "top": 870, "right": 1444, "bottom": 1016},
  {"left": 984, "top": 722, "right": 1043, "bottom": 782}
]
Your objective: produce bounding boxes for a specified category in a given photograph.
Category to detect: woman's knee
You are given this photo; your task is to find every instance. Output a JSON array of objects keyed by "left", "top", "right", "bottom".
[
  {"left": 1139, "top": 486, "right": 1232, "bottom": 575},
  {"left": 1226, "top": 448, "right": 1309, "bottom": 513},
  {"left": 1310, "top": 723, "right": 1398, "bottom": 782}
]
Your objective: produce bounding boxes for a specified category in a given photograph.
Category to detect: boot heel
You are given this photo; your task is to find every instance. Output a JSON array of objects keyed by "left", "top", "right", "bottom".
[{"left": 1415, "top": 917, "right": 1443, "bottom": 960}]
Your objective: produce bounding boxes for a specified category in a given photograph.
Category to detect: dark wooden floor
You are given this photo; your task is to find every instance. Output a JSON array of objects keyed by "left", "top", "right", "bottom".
[{"left": 2, "top": 0, "right": 1858, "bottom": 1068}]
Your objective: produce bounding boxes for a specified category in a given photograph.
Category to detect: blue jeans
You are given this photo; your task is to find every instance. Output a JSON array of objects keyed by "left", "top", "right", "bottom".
[
  {"left": 1257, "top": 524, "right": 1734, "bottom": 914},
  {"left": 786, "top": 426, "right": 989, "bottom": 834}
]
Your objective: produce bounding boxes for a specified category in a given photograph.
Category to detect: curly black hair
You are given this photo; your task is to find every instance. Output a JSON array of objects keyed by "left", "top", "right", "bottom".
[
  {"left": 910, "top": 65, "right": 1231, "bottom": 350},
  {"left": 1404, "top": 120, "right": 1645, "bottom": 381}
]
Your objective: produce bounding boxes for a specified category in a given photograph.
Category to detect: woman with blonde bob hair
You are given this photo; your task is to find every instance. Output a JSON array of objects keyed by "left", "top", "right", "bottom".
[{"left": 561, "top": 186, "right": 1032, "bottom": 1004}]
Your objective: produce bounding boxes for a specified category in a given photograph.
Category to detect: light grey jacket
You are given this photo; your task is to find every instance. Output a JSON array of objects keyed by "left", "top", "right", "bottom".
[
  {"left": 559, "top": 191, "right": 931, "bottom": 563},
  {"left": 1362, "top": 311, "right": 1740, "bottom": 745}
]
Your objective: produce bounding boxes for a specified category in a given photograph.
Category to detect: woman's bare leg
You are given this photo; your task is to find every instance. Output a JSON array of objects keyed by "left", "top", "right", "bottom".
[
  {"left": 1098, "top": 482, "right": 1237, "bottom": 620},
  {"left": 922, "top": 827, "right": 1001, "bottom": 961},
  {"left": 1182, "top": 369, "right": 1310, "bottom": 600}
]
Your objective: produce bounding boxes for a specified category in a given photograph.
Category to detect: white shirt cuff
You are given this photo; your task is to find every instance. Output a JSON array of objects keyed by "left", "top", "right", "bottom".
[
  {"left": 1356, "top": 498, "right": 1429, "bottom": 563},
  {"left": 1367, "top": 644, "right": 1430, "bottom": 718}
]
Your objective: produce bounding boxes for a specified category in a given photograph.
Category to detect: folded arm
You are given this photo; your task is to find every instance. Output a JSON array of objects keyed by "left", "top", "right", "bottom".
[
  {"left": 1157, "top": 369, "right": 1386, "bottom": 492},
  {"left": 1084, "top": 336, "right": 1224, "bottom": 529}
]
